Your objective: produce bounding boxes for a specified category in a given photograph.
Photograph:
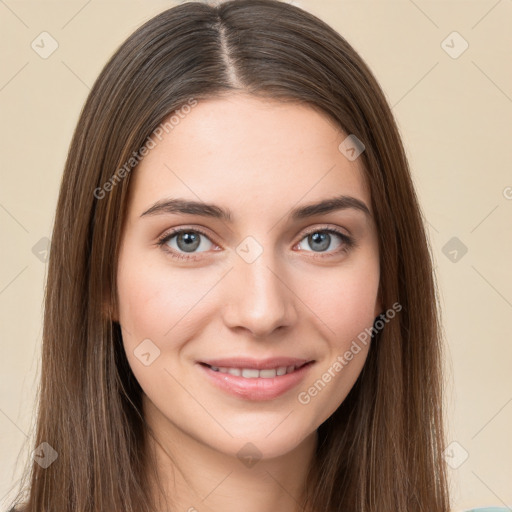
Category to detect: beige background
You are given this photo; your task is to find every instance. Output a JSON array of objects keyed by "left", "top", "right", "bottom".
[{"left": 1, "top": 1, "right": 511, "bottom": 510}]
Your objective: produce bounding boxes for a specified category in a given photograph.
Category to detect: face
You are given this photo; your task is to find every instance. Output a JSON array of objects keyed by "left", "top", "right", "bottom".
[{"left": 115, "top": 93, "right": 381, "bottom": 460}]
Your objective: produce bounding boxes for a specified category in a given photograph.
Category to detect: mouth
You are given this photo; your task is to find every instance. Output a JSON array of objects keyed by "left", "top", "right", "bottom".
[
  {"left": 199, "top": 361, "right": 311, "bottom": 379},
  {"left": 196, "top": 359, "right": 315, "bottom": 401}
]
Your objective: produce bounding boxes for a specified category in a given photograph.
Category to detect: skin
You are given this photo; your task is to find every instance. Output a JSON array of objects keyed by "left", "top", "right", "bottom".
[{"left": 115, "top": 93, "right": 382, "bottom": 512}]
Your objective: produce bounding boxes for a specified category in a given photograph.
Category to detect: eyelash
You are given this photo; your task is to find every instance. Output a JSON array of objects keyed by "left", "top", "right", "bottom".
[{"left": 156, "top": 226, "right": 355, "bottom": 261}]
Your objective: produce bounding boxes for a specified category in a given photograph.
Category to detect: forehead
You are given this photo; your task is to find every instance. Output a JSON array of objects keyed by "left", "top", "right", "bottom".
[{"left": 127, "top": 94, "right": 371, "bottom": 221}]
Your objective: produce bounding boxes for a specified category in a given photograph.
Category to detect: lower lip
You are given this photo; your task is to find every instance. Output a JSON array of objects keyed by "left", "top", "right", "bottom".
[{"left": 197, "top": 362, "right": 315, "bottom": 401}]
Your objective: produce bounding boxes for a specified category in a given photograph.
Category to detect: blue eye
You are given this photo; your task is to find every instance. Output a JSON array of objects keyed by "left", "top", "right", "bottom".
[
  {"left": 158, "top": 228, "right": 215, "bottom": 260},
  {"left": 157, "top": 226, "right": 355, "bottom": 261},
  {"left": 297, "top": 228, "right": 354, "bottom": 254}
]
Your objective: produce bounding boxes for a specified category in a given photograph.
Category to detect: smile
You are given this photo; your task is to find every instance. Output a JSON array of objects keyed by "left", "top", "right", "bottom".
[
  {"left": 197, "top": 361, "right": 315, "bottom": 401},
  {"left": 205, "top": 363, "right": 307, "bottom": 378}
]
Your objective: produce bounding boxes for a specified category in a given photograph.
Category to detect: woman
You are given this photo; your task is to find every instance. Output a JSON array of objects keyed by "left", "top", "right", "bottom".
[{"left": 7, "top": 0, "right": 451, "bottom": 510}]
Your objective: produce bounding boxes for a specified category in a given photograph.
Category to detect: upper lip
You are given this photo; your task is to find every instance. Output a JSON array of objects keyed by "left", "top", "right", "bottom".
[{"left": 198, "top": 357, "right": 314, "bottom": 370}]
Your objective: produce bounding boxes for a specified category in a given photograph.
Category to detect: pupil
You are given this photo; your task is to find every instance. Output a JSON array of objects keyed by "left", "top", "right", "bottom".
[
  {"left": 178, "top": 232, "right": 200, "bottom": 252},
  {"left": 310, "top": 232, "right": 329, "bottom": 251}
]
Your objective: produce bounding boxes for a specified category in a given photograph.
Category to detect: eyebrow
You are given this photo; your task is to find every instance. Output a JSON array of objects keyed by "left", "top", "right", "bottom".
[{"left": 140, "top": 194, "right": 372, "bottom": 222}]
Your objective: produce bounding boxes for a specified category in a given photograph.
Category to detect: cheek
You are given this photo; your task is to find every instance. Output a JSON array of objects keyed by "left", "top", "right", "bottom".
[
  {"left": 117, "top": 258, "right": 172, "bottom": 339},
  {"left": 116, "top": 253, "right": 211, "bottom": 399},
  {"left": 296, "top": 256, "right": 380, "bottom": 345},
  {"left": 116, "top": 250, "right": 222, "bottom": 348},
  {"left": 292, "top": 256, "right": 379, "bottom": 417}
]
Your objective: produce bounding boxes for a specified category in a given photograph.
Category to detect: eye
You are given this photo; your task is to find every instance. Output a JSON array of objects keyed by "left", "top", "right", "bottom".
[
  {"left": 157, "top": 226, "right": 355, "bottom": 261},
  {"left": 296, "top": 228, "right": 354, "bottom": 256},
  {"left": 157, "top": 228, "right": 216, "bottom": 260}
]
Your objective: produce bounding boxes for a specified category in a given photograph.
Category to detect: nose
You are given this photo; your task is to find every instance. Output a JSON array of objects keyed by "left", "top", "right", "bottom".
[{"left": 221, "top": 250, "right": 298, "bottom": 338}]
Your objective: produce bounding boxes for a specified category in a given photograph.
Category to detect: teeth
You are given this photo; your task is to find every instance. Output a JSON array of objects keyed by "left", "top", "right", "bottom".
[
  {"left": 209, "top": 365, "right": 298, "bottom": 378},
  {"left": 242, "top": 368, "right": 260, "bottom": 378}
]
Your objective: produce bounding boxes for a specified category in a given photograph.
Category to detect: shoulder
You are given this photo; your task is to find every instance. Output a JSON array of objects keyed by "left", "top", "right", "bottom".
[{"left": 462, "top": 508, "right": 511, "bottom": 512}]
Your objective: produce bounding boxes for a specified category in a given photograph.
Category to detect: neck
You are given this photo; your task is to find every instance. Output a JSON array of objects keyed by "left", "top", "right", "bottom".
[{"left": 142, "top": 397, "right": 318, "bottom": 512}]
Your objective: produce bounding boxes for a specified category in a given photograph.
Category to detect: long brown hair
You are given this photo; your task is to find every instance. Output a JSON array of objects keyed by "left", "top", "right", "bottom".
[{"left": 8, "top": 1, "right": 450, "bottom": 510}]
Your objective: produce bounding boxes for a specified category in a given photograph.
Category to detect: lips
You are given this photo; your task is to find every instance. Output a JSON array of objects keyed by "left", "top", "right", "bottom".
[
  {"left": 199, "top": 357, "right": 312, "bottom": 370},
  {"left": 196, "top": 357, "right": 315, "bottom": 400},
  {"left": 205, "top": 365, "right": 301, "bottom": 378}
]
